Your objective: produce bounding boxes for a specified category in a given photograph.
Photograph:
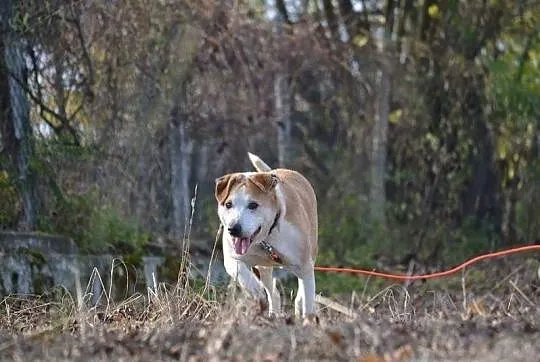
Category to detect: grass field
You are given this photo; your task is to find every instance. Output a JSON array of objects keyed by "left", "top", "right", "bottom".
[{"left": 0, "top": 256, "right": 539, "bottom": 361}]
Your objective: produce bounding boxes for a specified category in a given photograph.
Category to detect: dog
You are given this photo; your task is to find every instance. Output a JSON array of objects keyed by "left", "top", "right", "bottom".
[{"left": 215, "top": 152, "right": 318, "bottom": 318}]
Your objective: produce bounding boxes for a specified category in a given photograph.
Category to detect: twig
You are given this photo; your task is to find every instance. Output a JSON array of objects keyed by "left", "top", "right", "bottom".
[
  {"left": 508, "top": 280, "right": 536, "bottom": 308},
  {"left": 316, "top": 294, "right": 358, "bottom": 319},
  {"left": 461, "top": 270, "right": 467, "bottom": 313},
  {"left": 360, "top": 284, "right": 398, "bottom": 312},
  {"left": 204, "top": 224, "right": 223, "bottom": 293}
]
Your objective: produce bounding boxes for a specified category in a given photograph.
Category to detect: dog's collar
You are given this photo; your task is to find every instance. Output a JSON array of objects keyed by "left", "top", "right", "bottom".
[
  {"left": 260, "top": 240, "right": 281, "bottom": 264},
  {"left": 259, "top": 211, "right": 282, "bottom": 264},
  {"left": 268, "top": 211, "right": 280, "bottom": 236}
]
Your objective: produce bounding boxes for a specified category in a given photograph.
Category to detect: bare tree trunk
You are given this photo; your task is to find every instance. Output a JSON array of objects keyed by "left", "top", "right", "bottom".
[
  {"left": 275, "top": 0, "right": 291, "bottom": 24},
  {"left": 53, "top": 55, "right": 67, "bottom": 121},
  {"left": 195, "top": 143, "right": 209, "bottom": 185},
  {"left": 322, "top": 0, "right": 339, "bottom": 40},
  {"left": 131, "top": 61, "right": 161, "bottom": 229},
  {"left": 396, "top": 0, "right": 413, "bottom": 59},
  {"left": 370, "top": 13, "right": 392, "bottom": 223},
  {"left": 274, "top": 15, "right": 293, "bottom": 168},
  {"left": 1, "top": 0, "right": 39, "bottom": 230},
  {"left": 133, "top": 136, "right": 151, "bottom": 227},
  {"left": 169, "top": 90, "right": 193, "bottom": 239},
  {"left": 275, "top": 73, "right": 293, "bottom": 168},
  {"left": 370, "top": 67, "right": 390, "bottom": 223},
  {"left": 418, "top": 0, "right": 437, "bottom": 42}
]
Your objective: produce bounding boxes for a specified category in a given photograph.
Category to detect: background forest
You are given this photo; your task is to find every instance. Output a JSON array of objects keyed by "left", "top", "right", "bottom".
[{"left": 1, "top": 0, "right": 540, "bottom": 274}]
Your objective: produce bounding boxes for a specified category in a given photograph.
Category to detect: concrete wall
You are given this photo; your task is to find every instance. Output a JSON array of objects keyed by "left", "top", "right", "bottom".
[{"left": 0, "top": 232, "right": 227, "bottom": 301}]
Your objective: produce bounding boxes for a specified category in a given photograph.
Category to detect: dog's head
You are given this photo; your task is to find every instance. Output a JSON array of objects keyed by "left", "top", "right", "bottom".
[{"left": 215, "top": 172, "right": 279, "bottom": 256}]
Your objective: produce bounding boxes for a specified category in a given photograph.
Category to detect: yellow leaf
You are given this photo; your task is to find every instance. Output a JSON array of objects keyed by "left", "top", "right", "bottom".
[
  {"left": 352, "top": 34, "right": 368, "bottom": 48},
  {"left": 428, "top": 4, "right": 440, "bottom": 18},
  {"left": 425, "top": 132, "right": 440, "bottom": 149},
  {"left": 497, "top": 138, "right": 508, "bottom": 159},
  {"left": 389, "top": 109, "right": 402, "bottom": 124}
]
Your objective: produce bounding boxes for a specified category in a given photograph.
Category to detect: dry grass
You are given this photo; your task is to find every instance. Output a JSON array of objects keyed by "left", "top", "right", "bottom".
[{"left": 0, "top": 254, "right": 538, "bottom": 361}]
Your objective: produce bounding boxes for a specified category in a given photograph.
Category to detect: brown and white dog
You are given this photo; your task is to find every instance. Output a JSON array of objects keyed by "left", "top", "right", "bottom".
[{"left": 215, "top": 153, "right": 318, "bottom": 318}]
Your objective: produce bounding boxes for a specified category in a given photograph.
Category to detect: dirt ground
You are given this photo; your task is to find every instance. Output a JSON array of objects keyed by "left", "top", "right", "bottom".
[{"left": 0, "top": 258, "right": 539, "bottom": 361}]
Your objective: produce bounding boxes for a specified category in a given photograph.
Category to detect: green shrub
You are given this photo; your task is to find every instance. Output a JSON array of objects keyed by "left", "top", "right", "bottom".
[
  {"left": 515, "top": 161, "right": 540, "bottom": 241},
  {"left": 0, "top": 170, "right": 19, "bottom": 229},
  {"left": 82, "top": 204, "right": 150, "bottom": 252},
  {"left": 39, "top": 192, "right": 94, "bottom": 243},
  {"left": 40, "top": 190, "right": 149, "bottom": 253}
]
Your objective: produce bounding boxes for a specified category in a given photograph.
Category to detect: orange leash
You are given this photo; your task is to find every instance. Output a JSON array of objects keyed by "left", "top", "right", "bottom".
[{"left": 314, "top": 244, "right": 540, "bottom": 281}]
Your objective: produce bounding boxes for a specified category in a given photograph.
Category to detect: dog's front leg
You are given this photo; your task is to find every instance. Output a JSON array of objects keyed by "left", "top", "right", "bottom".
[
  {"left": 223, "top": 253, "right": 265, "bottom": 299},
  {"left": 294, "top": 287, "right": 303, "bottom": 318},
  {"left": 256, "top": 266, "right": 281, "bottom": 316}
]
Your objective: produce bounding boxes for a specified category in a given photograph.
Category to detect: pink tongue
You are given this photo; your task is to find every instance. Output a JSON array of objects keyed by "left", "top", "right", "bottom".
[
  {"left": 241, "top": 238, "right": 249, "bottom": 254},
  {"left": 233, "top": 237, "right": 250, "bottom": 255}
]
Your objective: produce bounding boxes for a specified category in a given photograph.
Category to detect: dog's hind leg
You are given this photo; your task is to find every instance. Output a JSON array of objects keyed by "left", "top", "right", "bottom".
[
  {"left": 297, "top": 268, "right": 316, "bottom": 318},
  {"left": 256, "top": 266, "right": 281, "bottom": 316}
]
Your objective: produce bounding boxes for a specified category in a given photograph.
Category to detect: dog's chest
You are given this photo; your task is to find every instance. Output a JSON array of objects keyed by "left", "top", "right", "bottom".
[{"left": 226, "top": 219, "right": 305, "bottom": 268}]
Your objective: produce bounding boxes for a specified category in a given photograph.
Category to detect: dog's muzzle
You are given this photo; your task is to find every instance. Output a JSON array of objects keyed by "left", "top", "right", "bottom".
[{"left": 231, "top": 226, "right": 261, "bottom": 255}]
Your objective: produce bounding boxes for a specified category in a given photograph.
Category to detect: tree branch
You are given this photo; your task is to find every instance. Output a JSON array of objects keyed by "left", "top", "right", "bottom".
[{"left": 8, "top": 69, "right": 81, "bottom": 145}]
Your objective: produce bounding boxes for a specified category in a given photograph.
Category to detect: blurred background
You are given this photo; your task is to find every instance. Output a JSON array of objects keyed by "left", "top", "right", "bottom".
[{"left": 1, "top": 0, "right": 539, "bottom": 279}]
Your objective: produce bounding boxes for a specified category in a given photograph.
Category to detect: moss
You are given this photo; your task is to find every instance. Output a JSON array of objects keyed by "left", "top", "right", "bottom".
[
  {"left": 32, "top": 272, "right": 54, "bottom": 295},
  {"left": 17, "top": 248, "right": 55, "bottom": 294},
  {"left": 0, "top": 170, "right": 19, "bottom": 229},
  {"left": 18, "top": 248, "right": 46, "bottom": 269},
  {"left": 158, "top": 254, "right": 184, "bottom": 283},
  {"left": 123, "top": 250, "right": 143, "bottom": 268},
  {"left": 11, "top": 272, "right": 18, "bottom": 291},
  {"left": 39, "top": 190, "right": 151, "bottom": 254}
]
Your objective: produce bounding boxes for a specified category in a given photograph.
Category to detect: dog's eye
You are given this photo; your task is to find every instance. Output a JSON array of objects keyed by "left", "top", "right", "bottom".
[
  {"left": 247, "top": 202, "right": 259, "bottom": 210},
  {"left": 225, "top": 201, "right": 233, "bottom": 209}
]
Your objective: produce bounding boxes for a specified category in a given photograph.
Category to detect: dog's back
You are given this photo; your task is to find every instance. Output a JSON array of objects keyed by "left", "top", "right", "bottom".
[
  {"left": 248, "top": 153, "right": 318, "bottom": 262},
  {"left": 275, "top": 169, "right": 318, "bottom": 261}
]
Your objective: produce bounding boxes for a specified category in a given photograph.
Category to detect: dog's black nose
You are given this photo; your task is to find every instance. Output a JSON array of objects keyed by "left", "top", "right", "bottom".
[{"left": 228, "top": 223, "right": 242, "bottom": 237}]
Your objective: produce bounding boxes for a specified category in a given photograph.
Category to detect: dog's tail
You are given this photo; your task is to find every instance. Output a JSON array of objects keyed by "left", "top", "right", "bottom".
[{"left": 248, "top": 152, "right": 272, "bottom": 172}]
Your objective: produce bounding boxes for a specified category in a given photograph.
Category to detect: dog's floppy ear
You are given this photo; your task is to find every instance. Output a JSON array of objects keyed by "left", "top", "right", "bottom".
[
  {"left": 215, "top": 174, "right": 242, "bottom": 204},
  {"left": 249, "top": 173, "right": 279, "bottom": 193}
]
